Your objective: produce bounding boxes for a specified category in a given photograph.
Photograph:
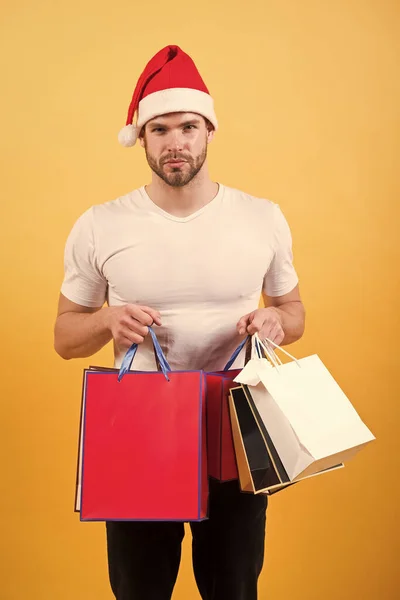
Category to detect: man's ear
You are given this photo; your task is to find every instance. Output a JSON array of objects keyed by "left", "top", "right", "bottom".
[
  {"left": 138, "top": 126, "right": 146, "bottom": 148},
  {"left": 204, "top": 118, "right": 215, "bottom": 144}
]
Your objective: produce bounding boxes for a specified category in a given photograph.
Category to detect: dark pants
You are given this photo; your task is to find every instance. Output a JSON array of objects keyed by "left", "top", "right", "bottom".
[{"left": 106, "top": 478, "right": 268, "bottom": 600}]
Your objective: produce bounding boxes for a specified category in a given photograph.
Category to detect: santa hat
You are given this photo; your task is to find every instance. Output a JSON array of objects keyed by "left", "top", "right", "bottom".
[{"left": 118, "top": 45, "right": 218, "bottom": 147}]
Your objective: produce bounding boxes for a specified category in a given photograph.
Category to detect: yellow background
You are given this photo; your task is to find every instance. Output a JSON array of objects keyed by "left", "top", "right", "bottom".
[{"left": 1, "top": 0, "right": 399, "bottom": 598}]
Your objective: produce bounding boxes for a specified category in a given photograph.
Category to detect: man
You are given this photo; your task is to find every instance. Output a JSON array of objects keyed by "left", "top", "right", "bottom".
[{"left": 54, "top": 45, "right": 305, "bottom": 600}]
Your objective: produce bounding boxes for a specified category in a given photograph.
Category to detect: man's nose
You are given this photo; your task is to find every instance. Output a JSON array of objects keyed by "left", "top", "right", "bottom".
[{"left": 167, "top": 132, "right": 184, "bottom": 152}]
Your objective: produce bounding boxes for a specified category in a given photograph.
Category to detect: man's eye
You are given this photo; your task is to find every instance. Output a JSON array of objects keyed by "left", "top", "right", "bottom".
[
  {"left": 152, "top": 128, "right": 165, "bottom": 133},
  {"left": 184, "top": 125, "right": 196, "bottom": 130}
]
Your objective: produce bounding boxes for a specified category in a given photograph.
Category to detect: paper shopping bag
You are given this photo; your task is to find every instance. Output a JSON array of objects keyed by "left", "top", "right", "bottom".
[
  {"left": 233, "top": 334, "right": 375, "bottom": 487},
  {"left": 76, "top": 328, "right": 208, "bottom": 522},
  {"left": 205, "top": 336, "right": 252, "bottom": 481},
  {"left": 229, "top": 384, "right": 344, "bottom": 495},
  {"left": 206, "top": 371, "right": 241, "bottom": 481}
]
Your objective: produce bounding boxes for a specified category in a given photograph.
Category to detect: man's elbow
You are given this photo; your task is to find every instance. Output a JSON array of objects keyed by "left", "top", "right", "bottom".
[
  {"left": 294, "top": 327, "right": 305, "bottom": 344},
  {"left": 283, "top": 308, "right": 305, "bottom": 346},
  {"left": 54, "top": 340, "right": 72, "bottom": 360},
  {"left": 297, "top": 313, "right": 306, "bottom": 340},
  {"left": 295, "top": 311, "right": 306, "bottom": 342},
  {"left": 283, "top": 330, "right": 304, "bottom": 346},
  {"left": 54, "top": 329, "right": 73, "bottom": 360}
]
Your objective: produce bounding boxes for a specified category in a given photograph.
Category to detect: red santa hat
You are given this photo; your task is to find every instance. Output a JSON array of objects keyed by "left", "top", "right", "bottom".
[{"left": 118, "top": 45, "right": 218, "bottom": 147}]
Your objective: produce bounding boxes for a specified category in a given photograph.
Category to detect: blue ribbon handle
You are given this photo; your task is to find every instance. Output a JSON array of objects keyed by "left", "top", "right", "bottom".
[
  {"left": 118, "top": 326, "right": 171, "bottom": 382},
  {"left": 223, "top": 335, "right": 249, "bottom": 371},
  {"left": 223, "top": 334, "right": 264, "bottom": 371}
]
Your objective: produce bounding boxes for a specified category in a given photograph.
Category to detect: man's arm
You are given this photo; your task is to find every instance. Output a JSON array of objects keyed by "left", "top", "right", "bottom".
[
  {"left": 237, "top": 284, "right": 305, "bottom": 346},
  {"left": 54, "top": 295, "right": 113, "bottom": 360},
  {"left": 54, "top": 294, "right": 162, "bottom": 360},
  {"left": 262, "top": 284, "right": 305, "bottom": 345}
]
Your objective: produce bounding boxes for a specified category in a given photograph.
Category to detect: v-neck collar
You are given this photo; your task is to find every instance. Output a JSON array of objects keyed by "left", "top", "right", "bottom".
[{"left": 138, "top": 183, "right": 224, "bottom": 223}]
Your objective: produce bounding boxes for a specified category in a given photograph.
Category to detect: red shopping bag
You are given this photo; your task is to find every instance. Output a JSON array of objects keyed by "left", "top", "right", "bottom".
[
  {"left": 206, "top": 371, "right": 241, "bottom": 481},
  {"left": 76, "top": 329, "right": 208, "bottom": 522},
  {"left": 206, "top": 336, "right": 250, "bottom": 482}
]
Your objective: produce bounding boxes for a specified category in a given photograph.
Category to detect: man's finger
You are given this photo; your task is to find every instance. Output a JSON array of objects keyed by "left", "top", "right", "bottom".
[
  {"left": 123, "top": 318, "right": 149, "bottom": 337},
  {"left": 129, "top": 305, "right": 162, "bottom": 326},
  {"left": 261, "top": 323, "right": 284, "bottom": 346},
  {"left": 255, "top": 321, "right": 275, "bottom": 339},
  {"left": 246, "top": 312, "right": 268, "bottom": 334},
  {"left": 140, "top": 306, "right": 162, "bottom": 325},
  {"left": 237, "top": 313, "right": 251, "bottom": 335}
]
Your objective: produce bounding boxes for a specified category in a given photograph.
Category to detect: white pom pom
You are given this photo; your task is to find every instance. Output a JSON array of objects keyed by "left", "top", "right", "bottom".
[{"left": 118, "top": 124, "right": 138, "bottom": 147}]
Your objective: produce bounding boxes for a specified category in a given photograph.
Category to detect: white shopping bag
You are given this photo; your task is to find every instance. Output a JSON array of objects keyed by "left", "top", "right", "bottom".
[{"left": 234, "top": 334, "right": 375, "bottom": 481}]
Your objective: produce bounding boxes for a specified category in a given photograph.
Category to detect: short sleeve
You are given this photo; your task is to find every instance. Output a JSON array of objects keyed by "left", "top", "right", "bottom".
[
  {"left": 263, "top": 204, "right": 299, "bottom": 297},
  {"left": 60, "top": 207, "right": 107, "bottom": 307}
]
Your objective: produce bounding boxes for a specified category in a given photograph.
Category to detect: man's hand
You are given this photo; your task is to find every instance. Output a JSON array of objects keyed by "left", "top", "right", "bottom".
[
  {"left": 105, "top": 304, "right": 162, "bottom": 349},
  {"left": 237, "top": 307, "right": 284, "bottom": 346},
  {"left": 54, "top": 294, "right": 163, "bottom": 360}
]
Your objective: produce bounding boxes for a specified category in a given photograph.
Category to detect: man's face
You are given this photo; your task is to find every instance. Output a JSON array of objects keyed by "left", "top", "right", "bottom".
[{"left": 139, "top": 112, "right": 214, "bottom": 188}]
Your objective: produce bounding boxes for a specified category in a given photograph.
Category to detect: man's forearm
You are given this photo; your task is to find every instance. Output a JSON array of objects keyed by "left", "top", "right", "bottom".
[
  {"left": 54, "top": 309, "right": 113, "bottom": 360},
  {"left": 270, "top": 302, "right": 305, "bottom": 346}
]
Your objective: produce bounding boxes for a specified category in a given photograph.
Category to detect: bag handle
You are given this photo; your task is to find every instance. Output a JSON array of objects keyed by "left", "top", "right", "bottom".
[
  {"left": 118, "top": 327, "right": 171, "bottom": 382},
  {"left": 254, "top": 332, "right": 301, "bottom": 369},
  {"left": 254, "top": 334, "right": 282, "bottom": 368},
  {"left": 222, "top": 336, "right": 249, "bottom": 371},
  {"left": 222, "top": 334, "right": 268, "bottom": 371},
  {"left": 251, "top": 333, "right": 266, "bottom": 360}
]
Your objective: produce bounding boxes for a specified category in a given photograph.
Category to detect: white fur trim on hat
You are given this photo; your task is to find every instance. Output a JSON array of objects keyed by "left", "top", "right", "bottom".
[
  {"left": 136, "top": 88, "right": 218, "bottom": 131},
  {"left": 118, "top": 124, "right": 138, "bottom": 147}
]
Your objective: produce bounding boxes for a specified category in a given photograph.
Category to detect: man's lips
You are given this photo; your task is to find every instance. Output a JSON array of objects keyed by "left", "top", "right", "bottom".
[{"left": 164, "top": 159, "right": 187, "bottom": 165}]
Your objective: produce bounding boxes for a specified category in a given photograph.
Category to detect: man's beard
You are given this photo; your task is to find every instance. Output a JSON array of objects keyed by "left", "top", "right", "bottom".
[{"left": 144, "top": 140, "right": 208, "bottom": 188}]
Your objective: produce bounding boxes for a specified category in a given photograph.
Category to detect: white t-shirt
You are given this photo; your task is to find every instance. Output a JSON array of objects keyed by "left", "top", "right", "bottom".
[{"left": 61, "top": 183, "right": 299, "bottom": 371}]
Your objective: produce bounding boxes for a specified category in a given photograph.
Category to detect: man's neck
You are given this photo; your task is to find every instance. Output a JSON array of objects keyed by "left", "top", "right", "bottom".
[{"left": 145, "top": 165, "right": 219, "bottom": 218}]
